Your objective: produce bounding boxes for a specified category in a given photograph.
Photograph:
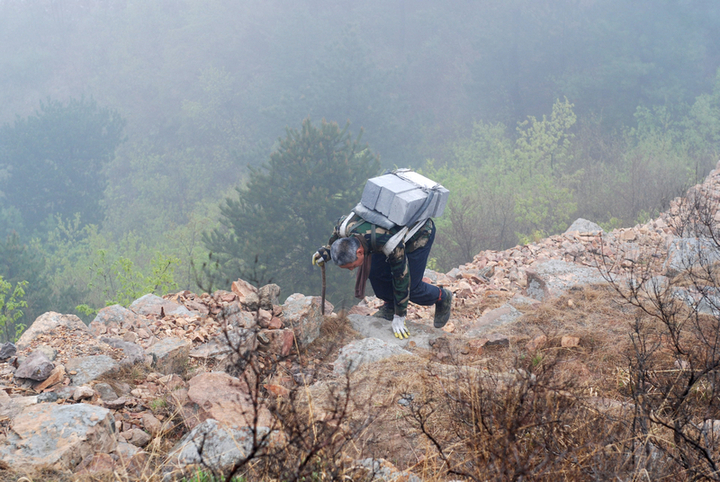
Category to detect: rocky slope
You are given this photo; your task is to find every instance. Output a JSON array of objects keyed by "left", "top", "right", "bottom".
[{"left": 3, "top": 162, "right": 720, "bottom": 480}]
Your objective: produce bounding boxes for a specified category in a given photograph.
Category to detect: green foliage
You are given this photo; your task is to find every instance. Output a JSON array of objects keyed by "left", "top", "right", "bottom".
[
  {"left": 83, "top": 251, "right": 180, "bottom": 310},
  {"left": 0, "top": 97, "right": 125, "bottom": 234},
  {"left": 425, "top": 99, "right": 579, "bottom": 269},
  {"left": 149, "top": 398, "right": 168, "bottom": 412},
  {"left": 42, "top": 217, "right": 184, "bottom": 317},
  {"left": 0, "top": 233, "right": 54, "bottom": 327},
  {"left": 511, "top": 98, "right": 578, "bottom": 236},
  {"left": 0, "top": 276, "right": 27, "bottom": 343},
  {"left": 204, "top": 118, "right": 380, "bottom": 302}
]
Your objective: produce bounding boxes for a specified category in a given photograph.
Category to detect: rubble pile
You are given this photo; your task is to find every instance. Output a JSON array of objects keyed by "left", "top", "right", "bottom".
[{"left": 0, "top": 279, "right": 328, "bottom": 478}]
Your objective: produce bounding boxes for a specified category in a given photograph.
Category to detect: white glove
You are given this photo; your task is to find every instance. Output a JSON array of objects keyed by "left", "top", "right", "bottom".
[
  {"left": 392, "top": 315, "right": 409, "bottom": 339},
  {"left": 311, "top": 251, "right": 326, "bottom": 266}
]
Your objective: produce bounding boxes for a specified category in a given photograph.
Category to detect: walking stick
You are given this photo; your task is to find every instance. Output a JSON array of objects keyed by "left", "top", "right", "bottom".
[{"left": 321, "top": 262, "right": 326, "bottom": 315}]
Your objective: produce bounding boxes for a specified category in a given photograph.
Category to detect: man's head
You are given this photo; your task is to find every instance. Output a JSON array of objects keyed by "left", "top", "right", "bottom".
[{"left": 331, "top": 236, "right": 364, "bottom": 270}]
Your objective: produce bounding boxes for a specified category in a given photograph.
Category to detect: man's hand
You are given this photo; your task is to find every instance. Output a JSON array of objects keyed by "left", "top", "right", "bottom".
[
  {"left": 312, "top": 247, "right": 330, "bottom": 266},
  {"left": 392, "top": 315, "right": 410, "bottom": 339}
]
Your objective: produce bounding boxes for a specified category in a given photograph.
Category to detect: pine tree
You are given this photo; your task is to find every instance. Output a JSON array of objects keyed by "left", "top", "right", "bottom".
[{"left": 203, "top": 118, "right": 380, "bottom": 302}]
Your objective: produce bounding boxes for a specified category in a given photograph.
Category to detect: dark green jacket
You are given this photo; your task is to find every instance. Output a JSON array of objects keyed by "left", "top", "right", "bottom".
[{"left": 326, "top": 215, "right": 434, "bottom": 317}]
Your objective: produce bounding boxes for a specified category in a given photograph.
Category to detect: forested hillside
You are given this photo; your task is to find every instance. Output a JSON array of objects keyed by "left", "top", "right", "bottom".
[{"left": 1, "top": 0, "right": 720, "bottom": 335}]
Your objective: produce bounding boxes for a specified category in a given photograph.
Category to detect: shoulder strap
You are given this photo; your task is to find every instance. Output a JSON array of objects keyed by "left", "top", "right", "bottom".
[
  {"left": 339, "top": 212, "right": 356, "bottom": 238},
  {"left": 380, "top": 220, "right": 427, "bottom": 257}
]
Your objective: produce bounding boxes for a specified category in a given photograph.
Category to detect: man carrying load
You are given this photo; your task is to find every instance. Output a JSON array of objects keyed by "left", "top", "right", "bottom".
[{"left": 311, "top": 169, "right": 453, "bottom": 339}]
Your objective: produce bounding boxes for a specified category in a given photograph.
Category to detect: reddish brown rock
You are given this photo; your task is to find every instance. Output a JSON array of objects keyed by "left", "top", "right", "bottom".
[
  {"left": 231, "top": 279, "right": 260, "bottom": 309},
  {"left": 267, "top": 316, "right": 284, "bottom": 330},
  {"left": 34, "top": 365, "right": 66, "bottom": 392},
  {"left": 258, "top": 329, "right": 295, "bottom": 357},
  {"left": 141, "top": 412, "right": 163, "bottom": 436},
  {"left": 186, "top": 371, "right": 273, "bottom": 429},
  {"left": 526, "top": 335, "right": 547, "bottom": 352}
]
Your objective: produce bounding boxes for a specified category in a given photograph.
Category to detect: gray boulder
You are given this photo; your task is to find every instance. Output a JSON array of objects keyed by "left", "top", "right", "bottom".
[
  {"left": 0, "top": 402, "right": 116, "bottom": 471},
  {"left": 0, "top": 394, "right": 38, "bottom": 420},
  {"left": 348, "top": 314, "right": 451, "bottom": 350},
  {"left": 147, "top": 337, "right": 191, "bottom": 375},
  {"left": 565, "top": 218, "right": 603, "bottom": 235},
  {"left": 130, "top": 294, "right": 193, "bottom": 317},
  {"left": 665, "top": 237, "right": 720, "bottom": 277},
  {"left": 524, "top": 259, "right": 608, "bottom": 301},
  {"left": 17, "top": 312, "right": 89, "bottom": 349},
  {"left": 333, "top": 338, "right": 413, "bottom": 375},
  {"left": 165, "top": 419, "right": 270, "bottom": 478},
  {"left": 466, "top": 304, "right": 523, "bottom": 338},
  {"left": 66, "top": 355, "right": 120, "bottom": 386},
  {"left": 14, "top": 350, "right": 54, "bottom": 381}
]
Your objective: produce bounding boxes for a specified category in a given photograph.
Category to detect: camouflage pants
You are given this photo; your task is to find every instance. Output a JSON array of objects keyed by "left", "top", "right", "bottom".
[{"left": 369, "top": 221, "right": 441, "bottom": 307}]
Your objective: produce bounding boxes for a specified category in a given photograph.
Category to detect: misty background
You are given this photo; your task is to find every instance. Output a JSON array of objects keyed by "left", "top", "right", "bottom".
[{"left": 1, "top": 0, "right": 720, "bottom": 336}]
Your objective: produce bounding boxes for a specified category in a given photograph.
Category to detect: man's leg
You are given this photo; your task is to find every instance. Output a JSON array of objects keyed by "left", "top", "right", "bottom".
[
  {"left": 406, "top": 226, "right": 453, "bottom": 327},
  {"left": 369, "top": 251, "right": 393, "bottom": 304},
  {"left": 407, "top": 225, "right": 442, "bottom": 306}
]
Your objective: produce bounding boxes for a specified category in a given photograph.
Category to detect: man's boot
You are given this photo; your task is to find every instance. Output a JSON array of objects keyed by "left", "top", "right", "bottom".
[
  {"left": 372, "top": 302, "right": 394, "bottom": 321},
  {"left": 434, "top": 288, "right": 453, "bottom": 328}
]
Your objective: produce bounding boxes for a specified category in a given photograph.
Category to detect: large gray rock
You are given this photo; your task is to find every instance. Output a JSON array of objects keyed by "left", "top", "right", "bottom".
[
  {"left": 100, "top": 337, "right": 145, "bottom": 365},
  {"left": 524, "top": 259, "right": 608, "bottom": 301},
  {"left": 333, "top": 338, "right": 413, "bottom": 375},
  {"left": 14, "top": 350, "right": 54, "bottom": 381},
  {"left": 0, "top": 394, "right": 38, "bottom": 421},
  {"left": 66, "top": 355, "right": 120, "bottom": 386},
  {"left": 165, "top": 419, "right": 270, "bottom": 478},
  {"left": 665, "top": 237, "right": 720, "bottom": 277},
  {"left": 130, "top": 294, "right": 193, "bottom": 317},
  {"left": 565, "top": 218, "right": 603, "bottom": 235},
  {"left": 89, "top": 304, "right": 150, "bottom": 336},
  {"left": 146, "top": 337, "right": 191, "bottom": 375},
  {"left": 282, "top": 293, "right": 332, "bottom": 346},
  {"left": 465, "top": 304, "right": 523, "bottom": 337},
  {"left": 17, "top": 312, "right": 89, "bottom": 349},
  {"left": 348, "top": 314, "right": 449, "bottom": 350},
  {"left": 0, "top": 402, "right": 116, "bottom": 471}
]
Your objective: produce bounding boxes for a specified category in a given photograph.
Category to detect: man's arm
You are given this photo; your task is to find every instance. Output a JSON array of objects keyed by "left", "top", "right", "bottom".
[{"left": 388, "top": 243, "right": 410, "bottom": 317}]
